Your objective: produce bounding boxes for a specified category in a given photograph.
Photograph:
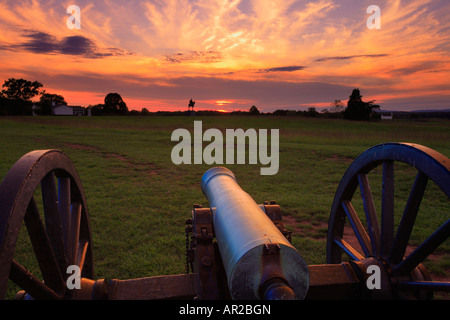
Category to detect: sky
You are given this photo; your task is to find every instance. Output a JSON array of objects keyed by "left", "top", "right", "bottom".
[{"left": 0, "top": 0, "right": 449, "bottom": 112}]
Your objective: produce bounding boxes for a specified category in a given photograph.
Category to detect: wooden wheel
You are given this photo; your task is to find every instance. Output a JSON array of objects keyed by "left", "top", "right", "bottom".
[
  {"left": 327, "top": 143, "right": 450, "bottom": 298},
  {"left": 0, "top": 150, "right": 94, "bottom": 299}
]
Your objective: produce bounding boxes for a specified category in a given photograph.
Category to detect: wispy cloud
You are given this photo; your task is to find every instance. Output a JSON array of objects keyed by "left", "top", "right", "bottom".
[
  {"left": 314, "top": 54, "right": 389, "bottom": 62},
  {"left": 164, "top": 51, "right": 222, "bottom": 63},
  {"left": 257, "top": 66, "right": 307, "bottom": 73}
]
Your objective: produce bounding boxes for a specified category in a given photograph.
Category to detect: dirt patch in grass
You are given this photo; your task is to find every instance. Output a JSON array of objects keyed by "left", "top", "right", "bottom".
[
  {"left": 64, "top": 143, "right": 98, "bottom": 151},
  {"left": 63, "top": 142, "right": 161, "bottom": 176},
  {"left": 104, "top": 153, "right": 160, "bottom": 176},
  {"left": 326, "top": 153, "right": 354, "bottom": 164}
]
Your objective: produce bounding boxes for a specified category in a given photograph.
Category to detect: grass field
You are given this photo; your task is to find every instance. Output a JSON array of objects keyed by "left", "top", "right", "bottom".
[{"left": 0, "top": 115, "right": 449, "bottom": 298}]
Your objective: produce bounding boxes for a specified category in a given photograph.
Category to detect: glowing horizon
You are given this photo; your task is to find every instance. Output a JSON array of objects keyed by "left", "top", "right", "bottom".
[{"left": 0, "top": 0, "right": 449, "bottom": 112}]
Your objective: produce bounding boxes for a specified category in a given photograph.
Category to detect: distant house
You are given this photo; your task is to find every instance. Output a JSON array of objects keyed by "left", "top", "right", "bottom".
[
  {"left": 52, "top": 104, "right": 85, "bottom": 116},
  {"left": 381, "top": 113, "right": 393, "bottom": 120}
]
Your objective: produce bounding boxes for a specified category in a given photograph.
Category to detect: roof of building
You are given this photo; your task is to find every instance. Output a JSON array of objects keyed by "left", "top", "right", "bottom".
[{"left": 52, "top": 104, "right": 84, "bottom": 109}]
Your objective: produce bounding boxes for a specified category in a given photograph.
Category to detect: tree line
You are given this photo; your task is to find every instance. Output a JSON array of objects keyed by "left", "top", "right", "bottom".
[
  {"left": 1, "top": 78, "right": 382, "bottom": 120},
  {"left": 0, "top": 78, "right": 129, "bottom": 116}
]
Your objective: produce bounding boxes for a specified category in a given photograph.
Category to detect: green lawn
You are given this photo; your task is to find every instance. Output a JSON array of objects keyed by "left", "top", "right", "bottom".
[{"left": 0, "top": 115, "right": 449, "bottom": 298}]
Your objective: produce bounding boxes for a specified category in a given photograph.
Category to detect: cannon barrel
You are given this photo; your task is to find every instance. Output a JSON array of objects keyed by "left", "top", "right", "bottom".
[{"left": 201, "top": 167, "right": 309, "bottom": 300}]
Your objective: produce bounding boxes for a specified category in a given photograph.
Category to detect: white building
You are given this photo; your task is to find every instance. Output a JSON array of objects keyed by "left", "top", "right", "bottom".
[
  {"left": 52, "top": 104, "right": 85, "bottom": 116},
  {"left": 31, "top": 103, "right": 87, "bottom": 116},
  {"left": 381, "top": 113, "right": 393, "bottom": 120},
  {"left": 52, "top": 104, "right": 73, "bottom": 115}
]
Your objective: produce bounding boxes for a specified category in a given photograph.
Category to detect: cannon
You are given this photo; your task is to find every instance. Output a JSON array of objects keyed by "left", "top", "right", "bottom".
[
  {"left": 197, "top": 167, "right": 309, "bottom": 300},
  {"left": 0, "top": 142, "right": 449, "bottom": 300}
]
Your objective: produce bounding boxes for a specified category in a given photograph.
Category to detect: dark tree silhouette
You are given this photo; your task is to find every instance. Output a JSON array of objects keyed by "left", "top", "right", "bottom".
[
  {"left": 306, "top": 107, "right": 319, "bottom": 117},
  {"left": 0, "top": 78, "right": 43, "bottom": 115},
  {"left": 249, "top": 105, "right": 260, "bottom": 115},
  {"left": 1, "top": 78, "right": 43, "bottom": 101},
  {"left": 104, "top": 93, "right": 128, "bottom": 114},
  {"left": 88, "top": 104, "right": 104, "bottom": 116},
  {"left": 343, "top": 88, "right": 380, "bottom": 121},
  {"left": 39, "top": 93, "right": 67, "bottom": 115},
  {"left": 330, "top": 99, "right": 345, "bottom": 113}
]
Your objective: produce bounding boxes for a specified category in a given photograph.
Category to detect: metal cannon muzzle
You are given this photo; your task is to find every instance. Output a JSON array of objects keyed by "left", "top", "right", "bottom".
[{"left": 201, "top": 167, "right": 309, "bottom": 300}]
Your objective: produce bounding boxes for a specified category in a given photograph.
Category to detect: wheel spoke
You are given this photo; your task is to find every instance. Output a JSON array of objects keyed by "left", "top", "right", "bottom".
[
  {"left": 358, "top": 173, "right": 380, "bottom": 255},
  {"left": 333, "top": 237, "right": 365, "bottom": 261},
  {"left": 397, "top": 280, "right": 450, "bottom": 292},
  {"left": 71, "top": 202, "right": 82, "bottom": 266},
  {"left": 24, "top": 197, "right": 65, "bottom": 293},
  {"left": 381, "top": 161, "right": 394, "bottom": 257},
  {"left": 393, "top": 219, "right": 450, "bottom": 276},
  {"left": 77, "top": 240, "right": 89, "bottom": 274},
  {"left": 389, "top": 171, "right": 428, "bottom": 264},
  {"left": 9, "top": 260, "right": 61, "bottom": 300},
  {"left": 41, "top": 172, "right": 67, "bottom": 273},
  {"left": 341, "top": 200, "right": 372, "bottom": 256},
  {"left": 58, "top": 177, "right": 72, "bottom": 266}
]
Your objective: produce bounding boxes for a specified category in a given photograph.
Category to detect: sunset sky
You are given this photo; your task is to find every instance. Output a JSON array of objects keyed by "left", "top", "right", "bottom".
[{"left": 0, "top": 0, "right": 449, "bottom": 112}]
